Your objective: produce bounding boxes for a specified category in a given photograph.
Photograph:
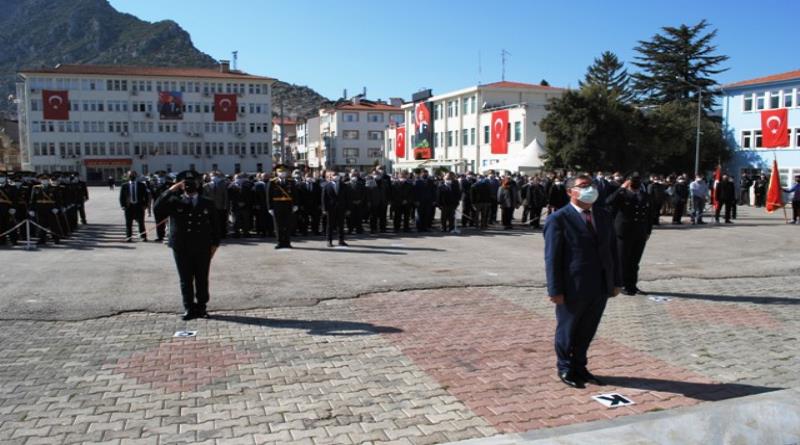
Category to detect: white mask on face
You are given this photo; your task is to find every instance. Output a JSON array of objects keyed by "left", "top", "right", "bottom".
[{"left": 576, "top": 186, "right": 598, "bottom": 204}]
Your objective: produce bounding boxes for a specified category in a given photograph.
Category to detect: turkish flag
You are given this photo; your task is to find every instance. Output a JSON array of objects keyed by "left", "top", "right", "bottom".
[
  {"left": 214, "top": 94, "right": 237, "bottom": 122},
  {"left": 765, "top": 159, "right": 785, "bottom": 213},
  {"left": 395, "top": 126, "right": 406, "bottom": 158},
  {"left": 491, "top": 110, "right": 509, "bottom": 154},
  {"left": 42, "top": 90, "right": 69, "bottom": 120},
  {"left": 761, "top": 109, "right": 789, "bottom": 148},
  {"left": 711, "top": 164, "right": 722, "bottom": 210}
]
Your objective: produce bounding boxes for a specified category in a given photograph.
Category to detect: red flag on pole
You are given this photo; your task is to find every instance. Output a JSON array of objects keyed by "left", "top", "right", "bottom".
[
  {"left": 42, "top": 90, "right": 69, "bottom": 120},
  {"left": 214, "top": 94, "right": 237, "bottom": 121},
  {"left": 711, "top": 165, "right": 722, "bottom": 211},
  {"left": 491, "top": 110, "right": 509, "bottom": 154},
  {"left": 395, "top": 126, "right": 406, "bottom": 158},
  {"left": 765, "top": 158, "right": 785, "bottom": 213},
  {"left": 761, "top": 109, "right": 789, "bottom": 148}
]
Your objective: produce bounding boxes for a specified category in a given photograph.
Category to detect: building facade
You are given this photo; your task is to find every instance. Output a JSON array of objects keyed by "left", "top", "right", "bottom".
[
  {"left": 16, "top": 63, "right": 274, "bottom": 182},
  {"left": 300, "top": 98, "right": 403, "bottom": 172},
  {"left": 386, "top": 81, "right": 564, "bottom": 173},
  {"left": 721, "top": 69, "right": 800, "bottom": 187}
]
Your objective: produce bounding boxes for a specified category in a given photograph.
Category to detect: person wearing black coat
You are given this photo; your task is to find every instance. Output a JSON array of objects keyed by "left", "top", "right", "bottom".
[
  {"left": 714, "top": 174, "right": 736, "bottom": 224},
  {"left": 299, "top": 173, "right": 322, "bottom": 235},
  {"left": 469, "top": 177, "right": 492, "bottom": 230},
  {"left": 524, "top": 176, "right": 546, "bottom": 229},
  {"left": 436, "top": 172, "right": 461, "bottom": 232},
  {"left": 322, "top": 171, "right": 351, "bottom": 247},
  {"left": 228, "top": 174, "right": 254, "bottom": 237},
  {"left": 606, "top": 174, "right": 652, "bottom": 296},
  {"left": 459, "top": 174, "right": 475, "bottom": 228},
  {"left": 497, "top": 176, "right": 520, "bottom": 230},
  {"left": 391, "top": 172, "right": 414, "bottom": 233},
  {"left": 119, "top": 170, "right": 150, "bottom": 242},
  {"left": 413, "top": 171, "right": 436, "bottom": 232},
  {"left": 671, "top": 176, "right": 689, "bottom": 224},
  {"left": 547, "top": 178, "right": 569, "bottom": 214},
  {"left": 347, "top": 172, "right": 366, "bottom": 234},
  {"left": 647, "top": 176, "right": 667, "bottom": 225},
  {"left": 154, "top": 170, "right": 220, "bottom": 320},
  {"left": 365, "top": 173, "right": 387, "bottom": 234}
]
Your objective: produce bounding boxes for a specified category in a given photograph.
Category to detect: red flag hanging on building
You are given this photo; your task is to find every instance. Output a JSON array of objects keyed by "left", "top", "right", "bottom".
[
  {"left": 765, "top": 158, "right": 785, "bottom": 213},
  {"left": 711, "top": 164, "right": 722, "bottom": 210},
  {"left": 761, "top": 109, "right": 789, "bottom": 148},
  {"left": 395, "top": 126, "right": 406, "bottom": 158},
  {"left": 491, "top": 110, "right": 509, "bottom": 154},
  {"left": 42, "top": 90, "right": 69, "bottom": 120},
  {"left": 214, "top": 94, "right": 237, "bottom": 122}
]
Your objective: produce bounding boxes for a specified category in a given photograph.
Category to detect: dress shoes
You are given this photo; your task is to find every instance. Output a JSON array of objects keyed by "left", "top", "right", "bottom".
[
  {"left": 558, "top": 371, "right": 585, "bottom": 389},
  {"left": 634, "top": 287, "right": 648, "bottom": 295},
  {"left": 621, "top": 288, "right": 637, "bottom": 296},
  {"left": 576, "top": 368, "right": 605, "bottom": 386},
  {"left": 196, "top": 306, "right": 209, "bottom": 319},
  {"left": 181, "top": 311, "right": 195, "bottom": 321},
  {"left": 338, "top": 241, "right": 349, "bottom": 247},
  {"left": 327, "top": 242, "right": 334, "bottom": 248}
]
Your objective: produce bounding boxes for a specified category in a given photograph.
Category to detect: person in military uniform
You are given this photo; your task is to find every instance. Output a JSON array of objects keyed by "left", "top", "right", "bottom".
[
  {"left": 266, "top": 165, "right": 299, "bottom": 249},
  {"left": 0, "top": 171, "right": 18, "bottom": 246},
  {"left": 605, "top": 173, "right": 652, "bottom": 296},
  {"left": 154, "top": 170, "right": 220, "bottom": 320},
  {"left": 30, "top": 173, "right": 63, "bottom": 245}
]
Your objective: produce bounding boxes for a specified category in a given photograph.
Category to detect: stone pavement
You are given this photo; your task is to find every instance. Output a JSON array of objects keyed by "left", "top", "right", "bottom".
[{"left": 1, "top": 276, "right": 798, "bottom": 444}]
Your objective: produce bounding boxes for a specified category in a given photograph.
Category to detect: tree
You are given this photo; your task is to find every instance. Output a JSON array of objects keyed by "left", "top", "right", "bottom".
[
  {"left": 539, "top": 85, "right": 645, "bottom": 172},
  {"left": 632, "top": 20, "right": 728, "bottom": 110},
  {"left": 579, "top": 51, "right": 633, "bottom": 103},
  {"left": 539, "top": 79, "right": 550, "bottom": 86}
]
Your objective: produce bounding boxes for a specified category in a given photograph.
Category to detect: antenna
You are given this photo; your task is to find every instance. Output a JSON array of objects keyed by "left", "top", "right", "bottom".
[
  {"left": 478, "top": 50, "right": 482, "bottom": 86},
  {"left": 501, "top": 49, "right": 511, "bottom": 81},
  {"left": 232, "top": 51, "right": 238, "bottom": 70}
]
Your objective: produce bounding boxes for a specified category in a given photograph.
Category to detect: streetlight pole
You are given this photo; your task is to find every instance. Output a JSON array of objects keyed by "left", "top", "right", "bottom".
[{"left": 694, "top": 86, "right": 702, "bottom": 176}]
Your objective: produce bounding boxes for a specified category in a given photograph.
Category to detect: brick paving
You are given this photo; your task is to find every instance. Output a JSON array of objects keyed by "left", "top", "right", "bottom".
[{"left": 2, "top": 274, "right": 799, "bottom": 444}]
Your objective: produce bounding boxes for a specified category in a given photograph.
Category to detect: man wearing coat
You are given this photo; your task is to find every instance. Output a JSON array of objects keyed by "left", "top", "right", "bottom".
[
  {"left": 544, "top": 174, "right": 622, "bottom": 389},
  {"left": 203, "top": 171, "right": 229, "bottom": 239},
  {"left": 436, "top": 172, "right": 461, "bottom": 233},
  {"left": 154, "top": 170, "right": 220, "bottom": 320},
  {"left": 605, "top": 173, "right": 652, "bottom": 296},
  {"left": 322, "top": 170, "right": 351, "bottom": 247},
  {"left": 714, "top": 173, "right": 736, "bottom": 224},
  {"left": 119, "top": 170, "right": 150, "bottom": 242}
]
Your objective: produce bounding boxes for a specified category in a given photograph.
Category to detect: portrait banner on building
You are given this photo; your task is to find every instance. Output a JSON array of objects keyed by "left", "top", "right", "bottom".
[
  {"left": 214, "top": 94, "right": 237, "bottom": 122},
  {"left": 395, "top": 126, "right": 406, "bottom": 158},
  {"left": 761, "top": 109, "right": 789, "bottom": 148},
  {"left": 413, "top": 101, "right": 433, "bottom": 160},
  {"left": 42, "top": 90, "right": 69, "bottom": 120},
  {"left": 158, "top": 91, "right": 184, "bottom": 120},
  {"left": 491, "top": 109, "right": 509, "bottom": 154}
]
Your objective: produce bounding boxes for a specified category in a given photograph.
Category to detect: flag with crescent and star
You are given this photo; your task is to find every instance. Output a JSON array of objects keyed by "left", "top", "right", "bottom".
[
  {"left": 761, "top": 109, "right": 789, "bottom": 148},
  {"left": 214, "top": 94, "right": 237, "bottom": 122},
  {"left": 765, "top": 158, "right": 785, "bottom": 213},
  {"left": 491, "top": 109, "right": 509, "bottom": 154},
  {"left": 395, "top": 126, "right": 406, "bottom": 158},
  {"left": 42, "top": 90, "right": 69, "bottom": 120}
]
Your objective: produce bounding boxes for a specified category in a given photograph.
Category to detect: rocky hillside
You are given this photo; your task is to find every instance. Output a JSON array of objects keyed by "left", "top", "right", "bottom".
[{"left": 0, "top": 0, "right": 327, "bottom": 116}]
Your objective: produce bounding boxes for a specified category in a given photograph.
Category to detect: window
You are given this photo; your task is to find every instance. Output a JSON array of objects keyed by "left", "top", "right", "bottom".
[
  {"left": 368, "top": 148, "right": 382, "bottom": 158},
  {"left": 343, "top": 130, "right": 359, "bottom": 140},
  {"left": 514, "top": 121, "right": 522, "bottom": 141},
  {"left": 368, "top": 131, "right": 383, "bottom": 140},
  {"left": 741, "top": 130, "right": 752, "bottom": 149},
  {"left": 770, "top": 91, "right": 780, "bottom": 109},
  {"left": 434, "top": 104, "right": 442, "bottom": 120},
  {"left": 756, "top": 93, "right": 765, "bottom": 110},
  {"left": 784, "top": 90, "right": 794, "bottom": 108},
  {"left": 484, "top": 125, "right": 490, "bottom": 144},
  {"left": 446, "top": 101, "right": 454, "bottom": 118},
  {"left": 434, "top": 132, "right": 439, "bottom": 148},
  {"left": 343, "top": 112, "right": 359, "bottom": 122},
  {"left": 743, "top": 94, "right": 753, "bottom": 112},
  {"left": 796, "top": 128, "right": 800, "bottom": 147},
  {"left": 470, "top": 128, "right": 476, "bottom": 145},
  {"left": 754, "top": 130, "right": 762, "bottom": 148},
  {"left": 447, "top": 131, "right": 453, "bottom": 147},
  {"left": 462, "top": 129, "right": 469, "bottom": 145},
  {"left": 367, "top": 113, "right": 384, "bottom": 123},
  {"left": 470, "top": 95, "right": 476, "bottom": 114},
  {"left": 462, "top": 98, "right": 469, "bottom": 115},
  {"left": 390, "top": 113, "right": 404, "bottom": 124},
  {"left": 343, "top": 148, "right": 359, "bottom": 157}
]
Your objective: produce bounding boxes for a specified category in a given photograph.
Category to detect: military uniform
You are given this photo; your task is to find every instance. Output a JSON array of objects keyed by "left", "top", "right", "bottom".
[
  {"left": 266, "top": 166, "right": 299, "bottom": 249},
  {"left": 154, "top": 170, "right": 220, "bottom": 320},
  {"left": 29, "top": 174, "right": 63, "bottom": 244},
  {"left": 605, "top": 181, "right": 652, "bottom": 295},
  {"left": 0, "top": 172, "right": 18, "bottom": 245}
]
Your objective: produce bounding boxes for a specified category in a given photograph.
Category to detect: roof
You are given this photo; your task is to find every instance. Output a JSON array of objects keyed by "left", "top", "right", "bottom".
[
  {"left": 272, "top": 117, "right": 298, "bottom": 126},
  {"left": 482, "top": 81, "right": 565, "bottom": 91},
  {"left": 724, "top": 69, "right": 800, "bottom": 89},
  {"left": 18, "top": 64, "right": 276, "bottom": 82}
]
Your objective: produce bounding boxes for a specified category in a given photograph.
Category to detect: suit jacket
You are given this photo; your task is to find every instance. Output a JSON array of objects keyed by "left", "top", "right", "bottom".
[
  {"left": 544, "top": 204, "right": 622, "bottom": 301},
  {"left": 119, "top": 181, "right": 149, "bottom": 209},
  {"left": 322, "top": 180, "right": 351, "bottom": 216},
  {"left": 436, "top": 182, "right": 461, "bottom": 207},
  {"left": 203, "top": 180, "right": 229, "bottom": 211},
  {"left": 154, "top": 191, "right": 220, "bottom": 250}
]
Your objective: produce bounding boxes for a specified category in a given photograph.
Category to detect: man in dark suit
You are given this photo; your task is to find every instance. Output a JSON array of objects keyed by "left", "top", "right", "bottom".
[
  {"left": 322, "top": 170, "right": 351, "bottom": 247},
  {"left": 119, "top": 170, "right": 149, "bottom": 242},
  {"left": 391, "top": 171, "right": 414, "bottom": 233},
  {"left": 544, "top": 174, "right": 622, "bottom": 389},
  {"left": 299, "top": 172, "right": 322, "bottom": 235},
  {"left": 714, "top": 173, "right": 736, "bottom": 224},
  {"left": 154, "top": 170, "right": 220, "bottom": 320},
  {"left": 436, "top": 172, "right": 461, "bottom": 233}
]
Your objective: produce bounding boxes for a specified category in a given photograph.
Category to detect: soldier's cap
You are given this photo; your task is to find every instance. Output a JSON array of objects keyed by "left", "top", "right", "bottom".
[
  {"left": 176, "top": 170, "right": 201, "bottom": 183},
  {"left": 274, "top": 164, "right": 289, "bottom": 173}
]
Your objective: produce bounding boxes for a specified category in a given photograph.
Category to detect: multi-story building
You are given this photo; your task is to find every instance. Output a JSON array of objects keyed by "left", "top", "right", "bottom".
[
  {"left": 15, "top": 62, "right": 275, "bottom": 182},
  {"left": 721, "top": 69, "right": 800, "bottom": 185},
  {"left": 301, "top": 97, "right": 403, "bottom": 172},
  {"left": 386, "top": 81, "right": 564, "bottom": 173},
  {"left": 272, "top": 117, "right": 298, "bottom": 165}
]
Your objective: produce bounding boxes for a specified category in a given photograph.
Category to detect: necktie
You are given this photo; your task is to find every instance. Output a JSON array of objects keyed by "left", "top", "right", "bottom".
[
  {"left": 131, "top": 182, "right": 136, "bottom": 204},
  {"left": 334, "top": 181, "right": 338, "bottom": 194},
  {"left": 582, "top": 210, "right": 596, "bottom": 236}
]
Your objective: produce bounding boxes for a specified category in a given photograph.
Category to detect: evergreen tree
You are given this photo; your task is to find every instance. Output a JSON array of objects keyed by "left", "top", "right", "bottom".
[
  {"left": 539, "top": 79, "right": 550, "bottom": 86},
  {"left": 579, "top": 51, "right": 633, "bottom": 102},
  {"left": 631, "top": 20, "right": 728, "bottom": 110}
]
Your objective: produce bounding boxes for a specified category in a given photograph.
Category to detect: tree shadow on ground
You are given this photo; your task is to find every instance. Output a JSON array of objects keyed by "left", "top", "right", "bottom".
[
  {"left": 653, "top": 291, "right": 800, "bottom": 306},
  {"left": 599, "top": 375, "right": 781, "bottom": 401},
  {"left": 211, "top": 314, "right": 403, "bottom": 336}
]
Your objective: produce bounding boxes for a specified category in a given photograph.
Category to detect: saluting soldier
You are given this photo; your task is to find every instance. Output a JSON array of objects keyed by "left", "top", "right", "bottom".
[
  {"left": 154, "top": 170, "right": 220, "bottom": 320},
  {"left": 605, "top": 172, "right": 652, "bottom": 296},
  {"left": 30, "top": 173, "right": 63, "bottom": 245},
  {"left": 0, "top": 171, "right": 18, "bottom": 246},
  {"left": 266, "top": 165, "right": 299, "bottom": 249}
]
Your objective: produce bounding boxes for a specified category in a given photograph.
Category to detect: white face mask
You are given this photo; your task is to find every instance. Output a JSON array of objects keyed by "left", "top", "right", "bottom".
[{"left": 576, "top": 186, "right": 598, "bottom": 204}]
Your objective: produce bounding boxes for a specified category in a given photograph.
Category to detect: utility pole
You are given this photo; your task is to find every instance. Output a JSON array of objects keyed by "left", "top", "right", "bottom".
[
  {"left": 501, "top": 49, "right": 511, "bottom": 81},
  {"left": 280, "top": 99, "right": 286, "bottom": 165},
  {"left": 232, "top": 51, "right": 238, "bottom": 70}
]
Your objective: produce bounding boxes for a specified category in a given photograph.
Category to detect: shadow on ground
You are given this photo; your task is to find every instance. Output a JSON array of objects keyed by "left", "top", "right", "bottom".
[{"left": 211, "top": 314, "right": 403, "bottom": 336}]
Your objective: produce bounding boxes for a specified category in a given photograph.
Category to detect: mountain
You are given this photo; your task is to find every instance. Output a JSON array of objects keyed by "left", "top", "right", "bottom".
[{"left": 0, "top": 0, "right": 328, "bottom": 117}]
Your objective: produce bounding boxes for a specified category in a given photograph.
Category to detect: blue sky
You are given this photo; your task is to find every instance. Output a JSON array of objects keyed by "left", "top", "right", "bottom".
[{"left": 110, "top": 0, "right": 799, "bottom": 101}]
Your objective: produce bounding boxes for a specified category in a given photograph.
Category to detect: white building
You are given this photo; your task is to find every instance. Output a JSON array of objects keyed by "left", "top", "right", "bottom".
[
  {"left": 386, "top": 81, "right": 564, "bottom": 173},
  {"left": 16, "top": 62, "right": 275, "bottom": 182},
  {"left": 300, "top": 97, "right": 404, "bottom": 172},
  {"left": 272, "top": 117, "right": 299, "bottom": 165}
]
